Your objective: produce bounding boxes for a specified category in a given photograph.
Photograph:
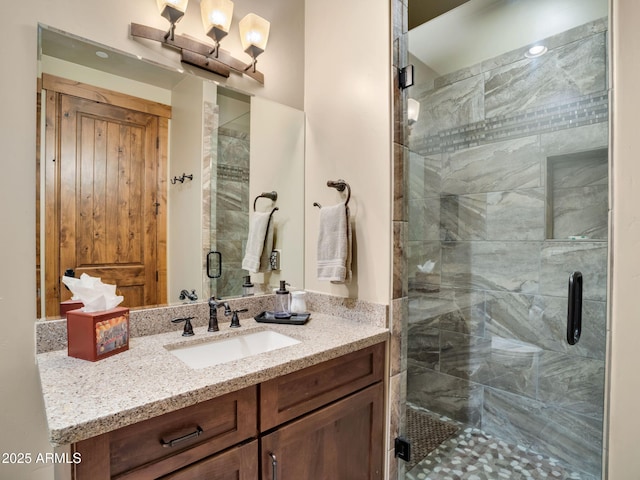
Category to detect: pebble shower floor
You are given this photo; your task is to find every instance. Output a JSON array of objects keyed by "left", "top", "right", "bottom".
[{"left": 405, "top": 425, "right": 599, "bottom": 480}]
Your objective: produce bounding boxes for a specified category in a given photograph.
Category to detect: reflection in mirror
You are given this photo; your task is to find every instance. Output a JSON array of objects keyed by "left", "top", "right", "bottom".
[{"left": 36, "top": 24, "right": 304, "bottom": 320}]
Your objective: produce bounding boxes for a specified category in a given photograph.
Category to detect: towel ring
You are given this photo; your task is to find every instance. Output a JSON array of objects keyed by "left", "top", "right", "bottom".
[
  {"left": 314, "top": 179, "right": 351, "bottom": 208},
  {"left": 254, "top": 191, "right": 278, "bottom": 211}
]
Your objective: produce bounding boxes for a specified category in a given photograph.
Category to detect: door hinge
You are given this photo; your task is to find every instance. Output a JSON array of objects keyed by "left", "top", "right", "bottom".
[
  {"left": 156, "top": 271, "right": 159, "bottom": 282},
  {"left": 394, "top": 437, "right": 411, "bottom": 462},
  {"left": 153, "top": 202, "right": 160, "bottom": 215},
  {"left": 156, "top": 137, "right": 160, "bottom": 149}
]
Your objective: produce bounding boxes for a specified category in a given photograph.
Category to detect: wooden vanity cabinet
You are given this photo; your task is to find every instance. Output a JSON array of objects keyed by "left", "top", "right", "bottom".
[{"left": 72, "top": 342, "right": 385, "bottom": 480}]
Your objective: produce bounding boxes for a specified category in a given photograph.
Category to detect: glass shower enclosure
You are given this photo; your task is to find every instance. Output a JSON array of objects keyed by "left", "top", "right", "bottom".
[{"left": 404, "top": 1, "right": 609, "bottom": 478}]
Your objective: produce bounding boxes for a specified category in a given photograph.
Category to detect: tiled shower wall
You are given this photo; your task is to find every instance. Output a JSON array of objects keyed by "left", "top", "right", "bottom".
[
  {"left": 202, "top": 106, "right": 250, "bottom": 300},
  {"left": 405, "top": 17, "right": 608, "bottom": 478}
]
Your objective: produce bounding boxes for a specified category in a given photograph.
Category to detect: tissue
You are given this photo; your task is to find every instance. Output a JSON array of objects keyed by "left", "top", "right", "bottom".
[{"left": 61, "top": 273, "right": 124, "bottom": 312}]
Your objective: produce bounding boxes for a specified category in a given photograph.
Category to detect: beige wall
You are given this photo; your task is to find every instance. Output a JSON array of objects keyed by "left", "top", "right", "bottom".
[
  {"left": 607, "top": 1, "right": 640, "bottom": 477},
  {"left": 304, "top": 0, "right": 392, "bottom": 304}
]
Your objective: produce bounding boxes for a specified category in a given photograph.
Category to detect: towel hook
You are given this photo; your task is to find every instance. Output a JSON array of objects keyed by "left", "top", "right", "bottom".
[
  {"left": 314, "top": 179, "right": 351, "bottom": 208},
  {"left": 253, "top": 191, "right": 278, "bottom": 211}
]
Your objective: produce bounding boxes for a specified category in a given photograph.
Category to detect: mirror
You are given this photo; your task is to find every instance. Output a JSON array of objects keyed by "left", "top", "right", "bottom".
[{"left": 36, "top": 24, "right": 305, "bottom": 319}]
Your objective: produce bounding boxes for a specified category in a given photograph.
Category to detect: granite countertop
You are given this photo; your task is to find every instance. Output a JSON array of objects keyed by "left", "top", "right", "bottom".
[{"left": 37, "top": 312, "right": 389, "bottom": 446}]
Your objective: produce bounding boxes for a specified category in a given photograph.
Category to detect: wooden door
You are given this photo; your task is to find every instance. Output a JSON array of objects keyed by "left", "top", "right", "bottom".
[
  {"left": 42, "top": 74, "right": 170, "bottom": 316},
  {"left": 260, "top": 382, "right": 384, "bottom": 480}
]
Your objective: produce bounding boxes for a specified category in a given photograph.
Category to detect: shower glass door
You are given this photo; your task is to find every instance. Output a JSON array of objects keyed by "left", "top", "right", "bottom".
[{"left": 404, "top": 1, "right": 609, "bottom": 478}]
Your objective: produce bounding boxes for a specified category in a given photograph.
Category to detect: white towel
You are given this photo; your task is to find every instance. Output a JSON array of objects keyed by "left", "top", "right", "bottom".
[
  {"left": 242, "top": 210, "right": 275, "bottom": 273},
  {"left": 317, "top": 202, "right": 352, "bottom": 283}
]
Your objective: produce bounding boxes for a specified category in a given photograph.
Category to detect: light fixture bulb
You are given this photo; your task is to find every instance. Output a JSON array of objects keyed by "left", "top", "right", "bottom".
[
  {"left": 239, "top": 13, "right": 270, "bottom": 56},
  {"left": 408, "top": 98, "right": 420, "bottom": 125},
  {"left": 525, "top": 44, "right": 547, "bottom": 58},
  {"left": 201, "top": 0, "right": 234, "bottom": 45}
]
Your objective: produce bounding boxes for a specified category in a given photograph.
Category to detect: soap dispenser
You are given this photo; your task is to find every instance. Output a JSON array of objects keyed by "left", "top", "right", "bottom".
[
  {"left": 274, "top": 280, "right": 291, "bottom": 318},
  {"left": 242, "top": 275, "right": 254, "bottom": 297}
]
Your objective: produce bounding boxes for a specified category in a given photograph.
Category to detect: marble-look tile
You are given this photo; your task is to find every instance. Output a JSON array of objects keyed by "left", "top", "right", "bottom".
[
  {"left": 409, "top": 197, "right": 440, "bottom": 241},
  {"left": 440, "top": 194, "right": 487, "bottom": 241},
  {"left": 407, "top": 323, "right": 439, "bottom": 369},
  {"left": 390, "top": 297, "right": 408, "bottom": 376},
  {"left": 486, "top": 188, "right": 545, "bottom": 241},
  {"left": 540, "top": 122, "right": 608, "bottom": 157},
  {"left": 441, "top": 136, "right": 543, "bottom": 195},
  {"left": 407, "top": 364, "right": 483, "bottom": 427},
  {"left": 412, "top": 74, "right": 484, "bottom": 138},
  {"left": 388, "top": 370, "right": 407, "bottom": 449},
  {"left": 539, "top": 241, "right": 607, "bottom": 301},
  {"left": 482, "top": 387, "right": 603, "bottom": 478},
  {"left": 485, "top": 292, "right": 607, "bottom": 361},
  {"left": 439, "top": 331, "right": 539, "bottom": 398},
  {"left": 552, "top": 184, "right": 608, "bottom": 240},
  {"left": 441, "top": 241, "right": 540, "bottom": 293},
  {"left": 551, "top": 150, "right": 608, "bottom": 189},
  {"left": 484, "top": 33, "right": 607, "bottom": 119},
  {"left": 393, "top": 143, "right": 407, "bottom": 222},
  {"left": 537, "top": 350, "right": 605, "bottom": 419},
  {"left": 393, "top": 221, "right": 409, "bottom": 299}
]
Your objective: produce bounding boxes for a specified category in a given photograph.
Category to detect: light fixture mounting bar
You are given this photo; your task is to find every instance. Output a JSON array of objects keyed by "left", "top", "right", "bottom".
[{"left": 130, "top": 23, "right": 264, "bottom": 84}]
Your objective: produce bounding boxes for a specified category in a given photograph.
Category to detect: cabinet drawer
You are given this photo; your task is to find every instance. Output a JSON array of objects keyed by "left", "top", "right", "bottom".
[
  {"left": 160, "top": 440, "right": 258, "bottom": 480},
  {"left": 75, "top": 386, "right": 257, "bottom": 479},
  {"left": 260, "top": 342, "right": 384, "bottom": 431}
]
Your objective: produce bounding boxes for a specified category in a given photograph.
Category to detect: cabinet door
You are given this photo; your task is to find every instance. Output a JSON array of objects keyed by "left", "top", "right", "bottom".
[
  {"left": 160, "top": 441, "right": 258, "bottom": 480},
  {"left": 260, "top": 382, "right": 383, "bottom": 480}
]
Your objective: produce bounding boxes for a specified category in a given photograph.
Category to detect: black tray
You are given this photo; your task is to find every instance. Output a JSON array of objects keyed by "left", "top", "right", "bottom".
[{"left": 254, "top": 311, "right": 310, "bottom": 325}]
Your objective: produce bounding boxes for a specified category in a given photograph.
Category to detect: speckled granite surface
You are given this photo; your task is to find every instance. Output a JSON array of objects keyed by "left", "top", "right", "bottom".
[{"left": 37, "top": 312, "right": 388, "bottom": 447}]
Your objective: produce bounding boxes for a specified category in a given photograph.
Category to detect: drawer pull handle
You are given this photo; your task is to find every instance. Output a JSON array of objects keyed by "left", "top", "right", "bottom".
[
  {"left": 268, "top": 452, "right": 277, "bottom": 480},
  {"left": 160, "top": 426, "right": 203, "bottom": 448}
]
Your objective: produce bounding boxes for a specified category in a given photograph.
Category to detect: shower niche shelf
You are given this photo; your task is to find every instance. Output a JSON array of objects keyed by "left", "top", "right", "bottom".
[{"left": 545, "top": 148, "right": 608, "bottom": 241}]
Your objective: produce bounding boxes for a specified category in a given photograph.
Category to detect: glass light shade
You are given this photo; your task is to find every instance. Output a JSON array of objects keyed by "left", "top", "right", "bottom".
[
  {"left": 239, "top": 13, "right": 270, "bottom": 55},
  {"left": 157, "top": 0, "right": 189, "bottom": 15},
  {"left": 408, "top": 98, "right": 420, "bottom": 124},
  {"left": 201, "top": 0, "right": 234, "bottom": 38}
]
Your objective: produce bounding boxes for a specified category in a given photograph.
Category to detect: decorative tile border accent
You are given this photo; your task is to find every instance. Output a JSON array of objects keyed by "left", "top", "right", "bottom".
[{"left": 414, "top": 92, "right": 609, "bottom": 156}]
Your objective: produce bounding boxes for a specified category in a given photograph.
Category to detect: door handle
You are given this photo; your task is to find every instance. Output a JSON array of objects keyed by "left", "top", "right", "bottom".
[
  {"left": 206, "top": 251, "right": 222, "bottom": 279},
  {"left": 567, "top": 271, "right": 583, "bottom": 345},
  {"left": 268, "top": 452, "right": 277, "bottom": 480}
]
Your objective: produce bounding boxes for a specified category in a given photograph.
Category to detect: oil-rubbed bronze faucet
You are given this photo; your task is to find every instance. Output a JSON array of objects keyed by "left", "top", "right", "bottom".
[{"left": 208, "top": 297, "right": 230, "bottom": 332}]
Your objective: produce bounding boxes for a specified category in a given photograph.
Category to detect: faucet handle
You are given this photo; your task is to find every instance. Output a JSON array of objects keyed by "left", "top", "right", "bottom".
[
  {"left": 172, "top": 317, "right": 195, "bottom": 336},
  {"left": 230, "top": 308, "right": 248, "bottom": 328}
]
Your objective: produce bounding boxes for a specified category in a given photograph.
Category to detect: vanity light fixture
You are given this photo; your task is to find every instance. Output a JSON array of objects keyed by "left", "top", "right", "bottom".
[{"left": 130, "top": 0, "right": 268, "bottom": 83}]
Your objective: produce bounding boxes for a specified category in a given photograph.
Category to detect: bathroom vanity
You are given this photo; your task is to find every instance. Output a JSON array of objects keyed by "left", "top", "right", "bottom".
[{"left": 36, "top": 312, "right": 388, "bottom": 479}]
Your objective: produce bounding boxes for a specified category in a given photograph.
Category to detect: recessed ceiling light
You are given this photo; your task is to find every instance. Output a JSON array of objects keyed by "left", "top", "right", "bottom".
[
  {"left": 525, "top": 45, "right": 547, "bottom": 58},
  {"left": 95, "top": 51, "right": 109, "bottom": 59}
]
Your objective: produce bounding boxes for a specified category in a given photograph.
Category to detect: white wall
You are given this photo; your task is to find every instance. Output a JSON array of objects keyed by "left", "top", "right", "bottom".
[
  {"left": 607, "top": 1, "right": 640, "bottom": 477},
  {"left": 304, "top": 0, "right": 392, "bottom": 304}
]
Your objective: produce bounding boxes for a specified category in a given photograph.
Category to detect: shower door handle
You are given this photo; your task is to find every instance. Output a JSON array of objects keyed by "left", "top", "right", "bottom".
[{"left": 567, "top": 271, "right": 583, "bottom": 345}]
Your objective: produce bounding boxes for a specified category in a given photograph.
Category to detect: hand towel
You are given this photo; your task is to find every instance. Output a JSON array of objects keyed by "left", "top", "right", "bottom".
[
  {"left": 317, "top": 202, "right": 352, "bottom": 283},
  {"left": 242, "top": 210, "right": 275, "bottom": 273}
]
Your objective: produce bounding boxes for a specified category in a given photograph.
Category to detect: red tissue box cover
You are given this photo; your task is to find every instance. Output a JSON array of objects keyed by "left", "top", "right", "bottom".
[{"left": 67, "top": 307, "right": 130, "bottom": 361}]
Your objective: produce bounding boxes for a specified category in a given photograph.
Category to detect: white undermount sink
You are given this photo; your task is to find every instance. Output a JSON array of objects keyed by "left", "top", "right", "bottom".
[{"left": 166, "top": 330, "right": 301, "bottom": 369}]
